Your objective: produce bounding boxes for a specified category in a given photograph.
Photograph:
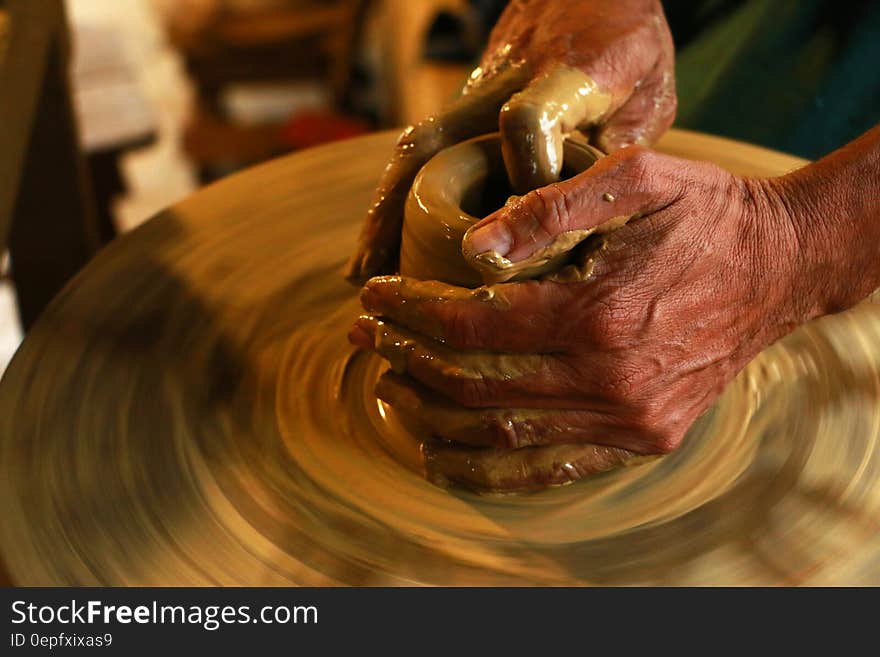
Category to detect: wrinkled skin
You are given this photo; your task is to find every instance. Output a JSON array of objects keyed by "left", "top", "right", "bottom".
[
  {"left": 346, "top": 0, "right": 676, "bottom": 283},
  {"left": 350, "top": 147, "right": 810, "bottom": 491},
  {"left": 343, "top": 0, "right": 880, "bottom": 492},
  {"left": 485, "top": 0, "right": 676, "bottom": 154}
]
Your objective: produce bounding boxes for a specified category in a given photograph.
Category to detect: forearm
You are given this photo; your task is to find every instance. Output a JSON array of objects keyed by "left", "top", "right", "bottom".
[{"left": 775, "top": 124, "right": 880, "bottom": 318}]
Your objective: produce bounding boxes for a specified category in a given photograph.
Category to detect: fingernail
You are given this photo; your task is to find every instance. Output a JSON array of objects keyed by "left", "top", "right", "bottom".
[
  {"left": 361, "top": 275, "right": 402, "bottom": 312},
  {"left": 360, "top": 285, "right": 380, "bottom": 312},
  {"left": 348, "top": 315, "right": 378, "bottom": 349},
  {"left": 348, "top": 324, "right": 372, "bottom": 349},
  {"left": 463, "top": 217, "right": 513, "bottom": 258}
]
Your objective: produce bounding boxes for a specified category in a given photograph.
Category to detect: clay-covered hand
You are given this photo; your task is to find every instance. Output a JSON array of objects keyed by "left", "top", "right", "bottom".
[
  {"left": 349, "top": 146, "right": 810, "bottom": 492},
  {"left": 345, "top": 0, "right": 676, "bottom": 284}
]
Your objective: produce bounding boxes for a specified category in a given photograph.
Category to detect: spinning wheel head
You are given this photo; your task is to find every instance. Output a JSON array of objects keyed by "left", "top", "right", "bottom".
[{"left": 1, "top": 131, "right": 878, "bottom": 586}]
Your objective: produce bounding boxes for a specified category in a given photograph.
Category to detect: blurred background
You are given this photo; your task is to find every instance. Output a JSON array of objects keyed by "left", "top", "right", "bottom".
[{"left": 0, "top": 0, "right": 502, "bottom": 375}]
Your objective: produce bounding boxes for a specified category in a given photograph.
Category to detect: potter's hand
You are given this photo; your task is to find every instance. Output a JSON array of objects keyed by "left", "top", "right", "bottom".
[
  {"left": 349, "top": 147, "right": 807, "bottom": 491},
  {"left": 345, "top": 0, "right": 676, "bottom": 284}
]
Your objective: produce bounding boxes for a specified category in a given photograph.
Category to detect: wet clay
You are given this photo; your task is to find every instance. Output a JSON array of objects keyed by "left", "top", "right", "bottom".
[
  {"left": 2, "top": 130, "right": 878, "bottom": 585},
  {"left": 465, "top": 213, "right": 629, "bottom": 284},
  {"left": 361, "top": 316, "right": 544, "bottom": 381},
  {"left": 499, "top": 66, "right": 612, "bottom": 193},
  {"left": 363, "top": 276, "right": 513, "bottom": 341}
]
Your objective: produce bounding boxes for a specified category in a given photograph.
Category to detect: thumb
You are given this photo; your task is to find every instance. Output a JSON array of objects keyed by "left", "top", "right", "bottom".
[{"left": 462, "top": 146, "right": 683, "bottom": 265}]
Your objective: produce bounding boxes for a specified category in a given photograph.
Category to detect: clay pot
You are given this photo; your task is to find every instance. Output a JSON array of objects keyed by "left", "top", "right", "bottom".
[{"left": 400, "top": 133, "right": 603, "bottom": 287}]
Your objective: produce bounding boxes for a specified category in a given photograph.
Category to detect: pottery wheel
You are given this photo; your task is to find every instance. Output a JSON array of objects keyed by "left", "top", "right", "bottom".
[{"left": 2, "top": 130, "right": 879, "bottom": 586}]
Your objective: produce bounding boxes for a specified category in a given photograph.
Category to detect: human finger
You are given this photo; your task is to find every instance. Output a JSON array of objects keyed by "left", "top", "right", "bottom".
[
  {"left": 359, "top": 275, "right": 576, "bottom": 353},
  {"left": 345, "top": 64, "right": 531, "bottom": 284},
  {"left": 376, "top": 371, "right": 678, "bottom": 453},
  {"left": 350, "top": 316, "right": 577, "bottom": 408},
  {"left": 462, "top": 146, "right": 686, "bottom": 267},
  {"left": 499, "top": 65, "right": 613, "bottom": 194},
  {"left": 424, "top": 440, "right": 643, "bottom": 493}
]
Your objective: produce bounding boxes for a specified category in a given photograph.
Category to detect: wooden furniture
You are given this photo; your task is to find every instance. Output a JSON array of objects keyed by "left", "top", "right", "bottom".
[
  {"left": 0, "top": 0, "right": 99, "bottom": 329},
  {"left": 2, "top": 129, "right": 877, "bottom": 586},
  {"left": 171, "top": 0, "right": 365, "bottom": 108},
  {"left": 168, "top": 0, "right": 367, "bottom": 177}
]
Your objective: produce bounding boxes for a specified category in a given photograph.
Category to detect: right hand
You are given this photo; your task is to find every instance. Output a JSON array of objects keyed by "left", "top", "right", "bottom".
[
  {"left": 346, "top": 0, "right": 677, "bottom": 284},
  {"left": 350, "top": 146, "right": 806, "bottom": 491}
]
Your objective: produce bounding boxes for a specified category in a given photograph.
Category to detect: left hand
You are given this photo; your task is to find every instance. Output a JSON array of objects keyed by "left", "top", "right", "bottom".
[
  {"left": 345, "top": 0, "right": 676, "bottom": 284},
  {"left": 349, "top": 146, "right": 811, "bottom": 492}
]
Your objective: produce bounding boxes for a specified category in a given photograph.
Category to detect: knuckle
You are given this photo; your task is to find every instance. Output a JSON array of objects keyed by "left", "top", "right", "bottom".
[
  {"left": 644, "top": 425, "right": 684, "bottom": 455},
  {"left": 437, "top": 302, "right": 482, "bottom": 350},
  {"left": 484, "top": 412, "right": 526, "bottom": 449},
  {"left": 617, "top": 144, "right": 656, "bottom": 181},
  {"left": 623, "top": 402, "right": 685, "bottom": 455},
  {"left": 447, "top": 377, "right": 491, "bottom": 409},
  {"left": 587, "top": 309, "right": 615, "bottom": 347},
  {"left": 518, "top": 185, "right": 572, "bottom": 236},
  {"left": 553, "top": 459, "right": 586, "bottom": 484},
  {"left": 586, "top": 297, "right": 630, "bottom": 347}
]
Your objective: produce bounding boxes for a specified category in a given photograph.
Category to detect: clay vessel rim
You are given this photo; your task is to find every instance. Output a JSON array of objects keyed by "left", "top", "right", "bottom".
[{"left": 410, "top": 132, "right": 604, "bottom": 231}]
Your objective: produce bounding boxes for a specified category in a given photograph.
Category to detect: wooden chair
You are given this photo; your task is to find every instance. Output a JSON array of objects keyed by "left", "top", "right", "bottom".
[{"left": 0, "top": 0, "right": 100, "bottom": 329}]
